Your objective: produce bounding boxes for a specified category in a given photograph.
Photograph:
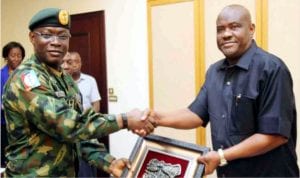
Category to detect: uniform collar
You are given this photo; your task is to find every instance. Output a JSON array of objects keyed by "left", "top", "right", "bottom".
[
  {"left": 48, "top": 67, "right": 63, "bottom": 77},
  {"left": 33, "top": 55, "right": 63, "bottom": 77},
  {"left": 219, "top": 40, "right": 258, "bottom": 71}
]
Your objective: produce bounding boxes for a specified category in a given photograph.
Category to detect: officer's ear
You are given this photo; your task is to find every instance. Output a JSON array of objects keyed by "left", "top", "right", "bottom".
[{"left": 29, "top": 31, "right": 35, "bottom": 44}]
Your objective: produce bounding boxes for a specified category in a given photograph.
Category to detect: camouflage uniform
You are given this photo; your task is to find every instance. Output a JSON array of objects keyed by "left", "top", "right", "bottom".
[{"left": 2, "top": 55, "right": 119, "bottom": 177}]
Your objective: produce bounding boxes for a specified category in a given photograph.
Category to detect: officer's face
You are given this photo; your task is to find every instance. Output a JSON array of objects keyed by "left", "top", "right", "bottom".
[
  {"left": 216, "top": 8, "right": 254, "bottom": 61},
  {"left": 29, "top": 27, "right": 70, "bottom": 69}
]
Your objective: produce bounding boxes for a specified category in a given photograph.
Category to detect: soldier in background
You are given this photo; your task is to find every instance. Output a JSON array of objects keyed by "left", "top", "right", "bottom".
[{"left": 2, "top": 8, "right": 155, "bottom": 177}]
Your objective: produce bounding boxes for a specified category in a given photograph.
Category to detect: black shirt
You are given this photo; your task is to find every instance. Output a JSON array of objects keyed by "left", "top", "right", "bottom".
[{"left": 189, "top": 41, "right": 299, "bottom": 177}]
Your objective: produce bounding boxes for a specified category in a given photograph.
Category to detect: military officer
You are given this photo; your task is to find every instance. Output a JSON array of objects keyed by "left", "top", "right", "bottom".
[{"left": 2, "top": 8, "right": 155, "bottom": 177}]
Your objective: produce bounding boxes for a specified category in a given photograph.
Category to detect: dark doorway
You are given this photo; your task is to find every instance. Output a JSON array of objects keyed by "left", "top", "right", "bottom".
[{"left": 69, "top": 11, "right": 109, "bottom": 177}]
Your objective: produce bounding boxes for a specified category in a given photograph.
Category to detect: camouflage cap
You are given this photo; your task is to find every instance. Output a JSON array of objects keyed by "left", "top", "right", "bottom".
[{"left": 29, "top": 8, "right": 71, "bottom": 31}]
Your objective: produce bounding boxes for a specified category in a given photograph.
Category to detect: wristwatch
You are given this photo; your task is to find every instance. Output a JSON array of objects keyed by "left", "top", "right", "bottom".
[
  {"left": 217, "top": 148, "right": 228, "bottom": 167},
  {"left": 121, "top": 113, "right": 128, "bottom": 129}
]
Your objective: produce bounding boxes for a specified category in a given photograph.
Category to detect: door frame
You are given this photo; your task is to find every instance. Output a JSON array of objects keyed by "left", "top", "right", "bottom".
[{"left": 147, "top": 0, "right": 206, "bottom": 146}]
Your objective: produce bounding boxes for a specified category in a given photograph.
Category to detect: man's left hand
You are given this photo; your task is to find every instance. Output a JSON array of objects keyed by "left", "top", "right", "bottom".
[{"left": 197, "top": 151, "right": 220, "bottom": 175}]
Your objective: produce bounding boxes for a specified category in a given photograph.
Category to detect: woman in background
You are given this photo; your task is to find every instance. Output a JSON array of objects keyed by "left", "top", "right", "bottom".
[{"left": 1, "top": 41, "right": 25, "bottom": 167}]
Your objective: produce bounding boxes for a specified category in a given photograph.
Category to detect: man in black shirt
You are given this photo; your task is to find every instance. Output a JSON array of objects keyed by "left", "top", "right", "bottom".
[{"left": 149, "top": 4, "right": 299, "bottom": 177}]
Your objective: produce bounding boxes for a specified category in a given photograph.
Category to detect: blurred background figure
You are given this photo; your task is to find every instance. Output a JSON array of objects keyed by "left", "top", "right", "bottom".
[
  {"left": 62, "top": 51, "right": 102, "bottom": 177},
  {"left": 62, "top": 51, "right": 101, "bottom": 112},
  {"left": 1, "top": 41, "right": 25, "bottom": 167}
]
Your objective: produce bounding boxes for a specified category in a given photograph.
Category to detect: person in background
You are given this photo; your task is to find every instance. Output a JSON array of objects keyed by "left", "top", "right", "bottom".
[
  {"left": 62, "top": 51, "right": 102, "bottom": 177},
  {"left": 145, "top": 4, "right": 299, "bottom": 177},
  {"left": 2, "top": 8, "right": 155, "bottom": 177},
  {"left": 63, "top": 51, "right": 101, "bottom": 112},
  {"left": 1, "top": 41, "right": 25, "bottom": 167}
]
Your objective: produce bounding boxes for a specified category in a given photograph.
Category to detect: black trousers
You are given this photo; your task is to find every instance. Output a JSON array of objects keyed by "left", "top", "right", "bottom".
[
  {"left": 78, "top": 158, "right": 97, "bottom": 178},
  {"left": 1, "top": 124, "right": 8, "bottom": 167}
]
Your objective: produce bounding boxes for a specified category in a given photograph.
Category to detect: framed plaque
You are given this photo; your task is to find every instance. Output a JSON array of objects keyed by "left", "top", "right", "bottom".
[{"left": 121, "top": 134, "right": 209, "bottom": 178}]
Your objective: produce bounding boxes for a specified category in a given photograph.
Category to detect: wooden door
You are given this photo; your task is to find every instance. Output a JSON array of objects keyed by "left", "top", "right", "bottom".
[
  {"left": 69, "top": 11, "right": 108, "bottom": 114},
  {"left": 69, "top": 11, "right": 109, "bottom": 177}
]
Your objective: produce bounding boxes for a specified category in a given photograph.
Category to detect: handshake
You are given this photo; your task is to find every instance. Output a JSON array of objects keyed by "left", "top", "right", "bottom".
[
  {"left": 119, "top": 108, "right": 158, "bottom": 136},
  {"left": 108, "top": 108, "right": 158, "bottom": 177}
]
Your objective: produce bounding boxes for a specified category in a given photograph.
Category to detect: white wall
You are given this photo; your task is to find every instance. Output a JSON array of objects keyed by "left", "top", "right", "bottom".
[
  {"left": 268, "top": 0, "right": 300, "bottom": 165},
  {"left": 103, "top": 0, "right": 149, "bottom": 158},
  {"left": 151, "top": 1, "right": 197, "bottom": 144},
  {"left": 1, "top": 0, "right": 149, "bottom": 159}
]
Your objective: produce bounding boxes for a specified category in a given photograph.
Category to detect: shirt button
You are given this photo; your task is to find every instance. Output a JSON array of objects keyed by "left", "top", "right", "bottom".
[
  {"left": 222, "top": 114, "right": 225, "bottom": 118},
  {"left": 226, "top": 81, "right": 231, "bottom": 85}
]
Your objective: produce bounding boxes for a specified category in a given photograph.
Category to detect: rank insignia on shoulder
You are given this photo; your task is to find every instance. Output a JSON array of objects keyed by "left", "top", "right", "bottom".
[{"left": 21, "top": 70, "right": 41, "bottom": 91}]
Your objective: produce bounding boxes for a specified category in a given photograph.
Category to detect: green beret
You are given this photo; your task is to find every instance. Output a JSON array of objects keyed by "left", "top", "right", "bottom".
[{"left": 29, "top": 8, "right": 71, "bottom": 31}]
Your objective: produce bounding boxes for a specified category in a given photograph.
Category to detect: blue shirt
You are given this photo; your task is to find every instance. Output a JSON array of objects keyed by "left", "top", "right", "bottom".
[
  {"left": 189, "top": 41, "right": 299, "bottom": 177},
  {"left": 1, "top": 65, "right": 10, "bottom": 125}
]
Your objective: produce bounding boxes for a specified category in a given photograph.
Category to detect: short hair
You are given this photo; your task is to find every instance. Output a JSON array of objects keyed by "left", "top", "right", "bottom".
[{"left": 2, "top": 41, "right": 26, "bottom": 59}]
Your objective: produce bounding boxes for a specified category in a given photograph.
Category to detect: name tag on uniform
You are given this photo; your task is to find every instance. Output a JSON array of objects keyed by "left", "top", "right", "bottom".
[{"left": 55, "top": 91, "right": 66, "bottom": 98}]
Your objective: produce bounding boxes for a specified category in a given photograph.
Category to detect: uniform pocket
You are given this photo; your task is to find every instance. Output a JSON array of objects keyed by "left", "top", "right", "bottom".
[{"left": 229, "top": 94, "right": 257, "bottom": 135}]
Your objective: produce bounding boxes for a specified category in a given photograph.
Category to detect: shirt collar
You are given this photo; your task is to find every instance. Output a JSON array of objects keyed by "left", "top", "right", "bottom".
[
  {"left": 76, "top": 73, "right": 84, "bottom": 83},
  {"left": 219, "top": 40, "right": 258, "bottom": 71}
]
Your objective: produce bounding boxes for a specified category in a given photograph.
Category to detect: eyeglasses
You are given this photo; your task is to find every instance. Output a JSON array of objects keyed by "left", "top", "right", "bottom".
[{"left": 33, "top": 31, "right": 71, "bottom": 41}]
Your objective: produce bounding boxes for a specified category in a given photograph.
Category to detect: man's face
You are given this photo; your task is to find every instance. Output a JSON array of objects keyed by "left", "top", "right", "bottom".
[
  {"left": 29, "top": 27, "right": 70, "bottom": 68},
  {"left": 70, "top": 53, "right": 82, "bottom": 74},
  {"left": 61, "top": 52, "right": 73, "bottom": 74},
  {"left": 216, "top": 9, "right": 254, "bottom": 60}
]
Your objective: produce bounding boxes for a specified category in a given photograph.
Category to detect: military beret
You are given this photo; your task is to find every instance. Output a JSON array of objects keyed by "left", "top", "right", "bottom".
[{"left": 29, "top": 8, "right": 71, "bottom": 31}]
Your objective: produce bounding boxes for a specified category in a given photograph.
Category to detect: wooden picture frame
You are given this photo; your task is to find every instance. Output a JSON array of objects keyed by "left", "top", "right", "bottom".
[{"left": 121, "top": 134, "right": 209, "bottom": 178}]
